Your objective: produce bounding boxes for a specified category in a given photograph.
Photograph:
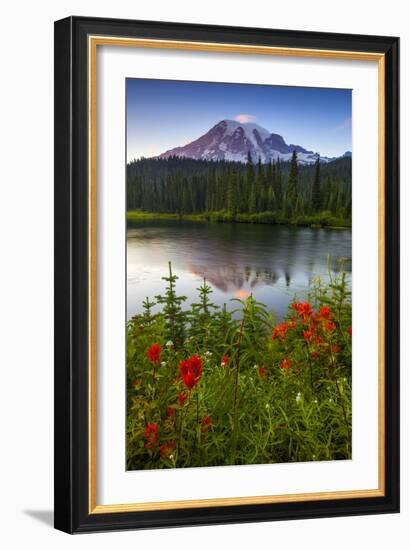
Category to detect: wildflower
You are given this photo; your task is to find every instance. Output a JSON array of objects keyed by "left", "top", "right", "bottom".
[
  {"left": 131, "top": 379, "right": 141, "bottom": 388},
  {"left": 166, "top": 406, "right": 175, "bottom": 418},
  {"left": 303, "top": 329, "right": 314, "bottom": 342},
  {"left": 296, "top": 392, "right": 302, "bottom": 403},
  {"left": 314, "top": 335, "right": 324, "bottom": 347},
  {"left": 146, "top": 343, "right": 162, "bottom": 364},
  {"left": 324, "top": 321, "right": 336, "bottom": 332},
  {"left": 221, "top": 355, "right": 230, "bottom": 366},
  {"left": 144, "top": 423, "right": 158, "bottom": 449},
  {"left": 319, "top": 306, "right": 332, "bottom": 319},
  {"left": 279, "top": 357, "right": 292, "bottom": 371},
  {"left": 201, "top": 415, "right": 212, "bottom": 432},
  {"left": 272, "top": 321, "right": 289, "bottom": 340},
  {"left": 310, "top": 351, "right": 319, "bottom": 359},
  {"left": 331, "top": 344, "right": 341, "bottom": 353},
  {"left": 178, "top": 359, "right": 191, "bottom": 377},
  {"left": 177, "top": 392, "right": 187, "bottom": 406},
  {"left": 166, "top": 340, "right": 174, "bottom": 348},
  {"left": 347, "top": 326, "right": 352, "bottom": 336},
  {"left": 183, "top": 371, "right": 197, "bottom": 390},
  {"left": 161, "top": 361, "right": 167, "bottom": 367},
  {"left": 188, "top": 355, "right": 203, "bottom": 379},
  {"left": 258, "top": 366, "right": 267, "bottom": 378},
  {"left": 205, "top": 351, "right": 213, "bottom": 357},
  {"left": 160, "top": 441, "right": 176, "bottom": 458},
  {"left": 178, "top": 355, "right": 203, "bottom": 390},
  {"left": 313, "top": 398, "right": 318, "bottom": 404},
  {"left": 292, "top": 301, "right": 313, "bottom": 320}
]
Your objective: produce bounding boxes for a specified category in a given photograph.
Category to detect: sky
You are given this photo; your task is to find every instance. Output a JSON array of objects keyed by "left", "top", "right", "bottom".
[{"left": 126, "top": 78, "right": 352, "bottom": 162}]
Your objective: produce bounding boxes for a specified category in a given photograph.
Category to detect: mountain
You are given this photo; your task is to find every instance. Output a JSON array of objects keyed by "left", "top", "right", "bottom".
[{"left": 157, "top": 119, "right": 339, "bottom": 165}]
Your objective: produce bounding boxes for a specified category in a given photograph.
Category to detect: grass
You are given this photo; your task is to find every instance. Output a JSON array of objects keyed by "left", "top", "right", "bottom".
[
  {"left": 126, "top": 263, "right": 352, "bottom": 470},
  {"left": 127, "top": 209, "right": 351, "bottom": 229}
]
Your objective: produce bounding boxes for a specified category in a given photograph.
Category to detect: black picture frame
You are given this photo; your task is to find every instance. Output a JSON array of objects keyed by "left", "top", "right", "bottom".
[{"left": 54, "top": 15, "right": 400, "bottom": 533}]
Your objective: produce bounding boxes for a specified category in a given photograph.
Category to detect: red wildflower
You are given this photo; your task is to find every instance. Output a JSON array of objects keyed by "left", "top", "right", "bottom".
[
  {"left": 178, "top": 359, "right": 190, "bottom": 377},
  {"left": 331, "top": 344, "right": 341, "bottom": 354},
  {"left": 272, "top": 321, "right": 289, "bottom": 340},
  {"left": 311, "top": 351, "right": 319, "bottom": 359},
  {"left": 292, "top": 301, "right": 313, "bottom": 320},
  {"left": 258, "top": 366, "right": 267, "bottom": 378},
  {"left": 314, "top": 335, "right": 324, "bottom": 347},
  {"left": 131, "top": 379, "right": 141, "bottom": 388},
  {"left": 166, "top": 406, "right": 175, "bottom": 418},
  {"left": 347, "top": 326, "right": 352, "bottom": 336},
  {"left": 146, "top": 343, "right": 162, "bottom": 364},
  {"left": 221, "top": 355, "right": 230, "bottom": 366},
  {"left": 160, "top": 441, "right": 176, "bottom": 459},
  {"left": 303, "top": 329, "right": 314, "bottom": 342},
  {"left": 324, "top": 321, "right": 336, "bottom": 332},
  {"left": 319, "top": 306, "right": 332, "bottom": 319},
  {"left": 177, "top": 392, "right": 187, "bottom": 406},
  {"left": 201, "top": 415, "right": 212, "bottom": 432},
  {"left": 279, "top": 357, "right": 292, "bottom": 371},
  {"left": 179, "top": 355, "right": 203, "bottom": 390},
  {"left": 144, "top": 423, "right": 158, "bottom": 449},
  {"left": 287, "top": 319, "right": 296, "bottom": 329},
  {"left": 188, "top": 355, "right": 203, "bottom": 379},
  {"left": 183, "top": 371, "right": 197, "bottom": 390}
]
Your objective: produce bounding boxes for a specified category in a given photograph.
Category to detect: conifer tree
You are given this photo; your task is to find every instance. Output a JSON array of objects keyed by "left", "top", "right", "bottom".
[
  {"left": 312, "top": 155, "right": 321, "bottom": 211},
  {"left": 287, "top": 150, "right": 299, "bottom": 208}
]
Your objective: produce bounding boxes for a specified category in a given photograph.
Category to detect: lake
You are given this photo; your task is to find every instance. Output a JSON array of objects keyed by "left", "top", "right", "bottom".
[{"left": 127, "top": 220, "right": 351, "bottom": 321}]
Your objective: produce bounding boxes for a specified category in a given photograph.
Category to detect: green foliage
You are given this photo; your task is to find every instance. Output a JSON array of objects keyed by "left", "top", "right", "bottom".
[
  {"left": 312, "top": 155, "right": 322, "bottom": 211},
  {"left": 127, "top": 263, "right": 352, "bottom": 470},
  {"left": 154, "top": 262, "right": 187, "bottom": 349},
  {"left": 127, "top": 155, "right": 352, "bottom": 224},
  {"left": 287, "top": 150, "right": 299, "bottom": 204}
]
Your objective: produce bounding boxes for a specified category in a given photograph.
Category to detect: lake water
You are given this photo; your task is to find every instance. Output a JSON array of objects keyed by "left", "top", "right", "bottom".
[{"left": 127, "top": 220, "right": 352, "bottom": 321}]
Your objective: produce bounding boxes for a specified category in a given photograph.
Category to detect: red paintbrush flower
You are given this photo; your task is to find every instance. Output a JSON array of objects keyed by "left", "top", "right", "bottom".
[
  {"left": 324, "top": 321, "right": 336, "bottom": 332},
  {"left": 146, "top": 343, "right": 162, "bottom": 364},
  {"left": 201, "top": 415, "right": 212, "bottom": 433},
  {"left": 279, "top": 357, "right": 292, "bottom": 371},
  {"left": 179, "top": 355, "right": 203, "bottom": 390},
  {"left": 347, "top": 326, "right": 352, "bottom": 336},
  {"left": 319, "top": 306, "right": 332, "bottom": 319},
  {"left": 183, "top": 372, "right": 197, "bottom": 390},
  {"left": 178, "top": 359, "right": 190, "bottom": 377},
  {"left": 188, "top": 355, "right": 203, "bottom": 379},
  {"left": 144, "top": 423, "right": 158, "bottom": 449},
  {"left": 221, "top": 355, "right": 230, "bottom": 366},
  {"left": 292, "top": 301, "right": 313, "bottom": 320},
  {"left": 177, "top": 392, "right": 187, "bottom": 406},
  {"left": 160, "top": 441, "right": 176, "bottom": 458},
  {"left": 258, "top": 366, "right": 267, "bottom": 377},
  {"left": 166, "top": 406, "right": 175, "bottom": 418},
  {"left": 303, "top": 329, "right": 314, "bottom": 342}
]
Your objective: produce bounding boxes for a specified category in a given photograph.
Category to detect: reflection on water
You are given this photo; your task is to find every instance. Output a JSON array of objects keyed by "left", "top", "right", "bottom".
[{"left": 127, "top": 220, "right": 351, "bottom": 321}]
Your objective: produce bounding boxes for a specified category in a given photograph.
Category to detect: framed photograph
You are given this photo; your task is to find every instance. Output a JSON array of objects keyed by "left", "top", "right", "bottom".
[{"left": 54, "top": 16, "right": 400, "bottom": 533}]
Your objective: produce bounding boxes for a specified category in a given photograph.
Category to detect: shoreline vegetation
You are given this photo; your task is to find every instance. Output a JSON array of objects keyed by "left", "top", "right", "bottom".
[
  {"left": 127, "top": 262, "right": 352, "bottom": 470},
  {"left": 127, "top": 153, "right": 352, "bottom": 229},
  {"left": 127, "top": 209, "right": 351, "bottom": 229}
]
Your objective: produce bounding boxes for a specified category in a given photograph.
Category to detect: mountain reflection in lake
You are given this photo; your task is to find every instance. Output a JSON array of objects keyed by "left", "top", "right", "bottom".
[{"left": 127, "top": 220, "right": 351, "bottom": 321}]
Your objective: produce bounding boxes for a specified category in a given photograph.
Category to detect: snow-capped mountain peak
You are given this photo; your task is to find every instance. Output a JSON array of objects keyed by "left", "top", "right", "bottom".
[{"left": 157, "top": 119, "right": 338, "bottom": 165}]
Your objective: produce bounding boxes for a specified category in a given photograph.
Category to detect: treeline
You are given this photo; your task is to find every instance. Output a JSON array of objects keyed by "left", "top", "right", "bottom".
[{"left": 127, "top": 153, "right": 352, "bottom": 222}]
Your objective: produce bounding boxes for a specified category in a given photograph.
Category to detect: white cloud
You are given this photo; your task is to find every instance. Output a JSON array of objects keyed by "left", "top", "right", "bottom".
[{"left": 234, "top": 114, "right": 256, "bottom": 123}]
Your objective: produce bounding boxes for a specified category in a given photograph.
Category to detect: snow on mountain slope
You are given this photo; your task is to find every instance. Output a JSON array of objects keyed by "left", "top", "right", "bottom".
[{"left": 156, "top": 119, "right": 338, "bottom": 165}]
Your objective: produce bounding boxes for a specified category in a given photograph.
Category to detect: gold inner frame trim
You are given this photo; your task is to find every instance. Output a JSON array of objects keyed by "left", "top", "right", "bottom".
[{"left": 88, "top": 35, "right": 386, "bottom": 514}]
